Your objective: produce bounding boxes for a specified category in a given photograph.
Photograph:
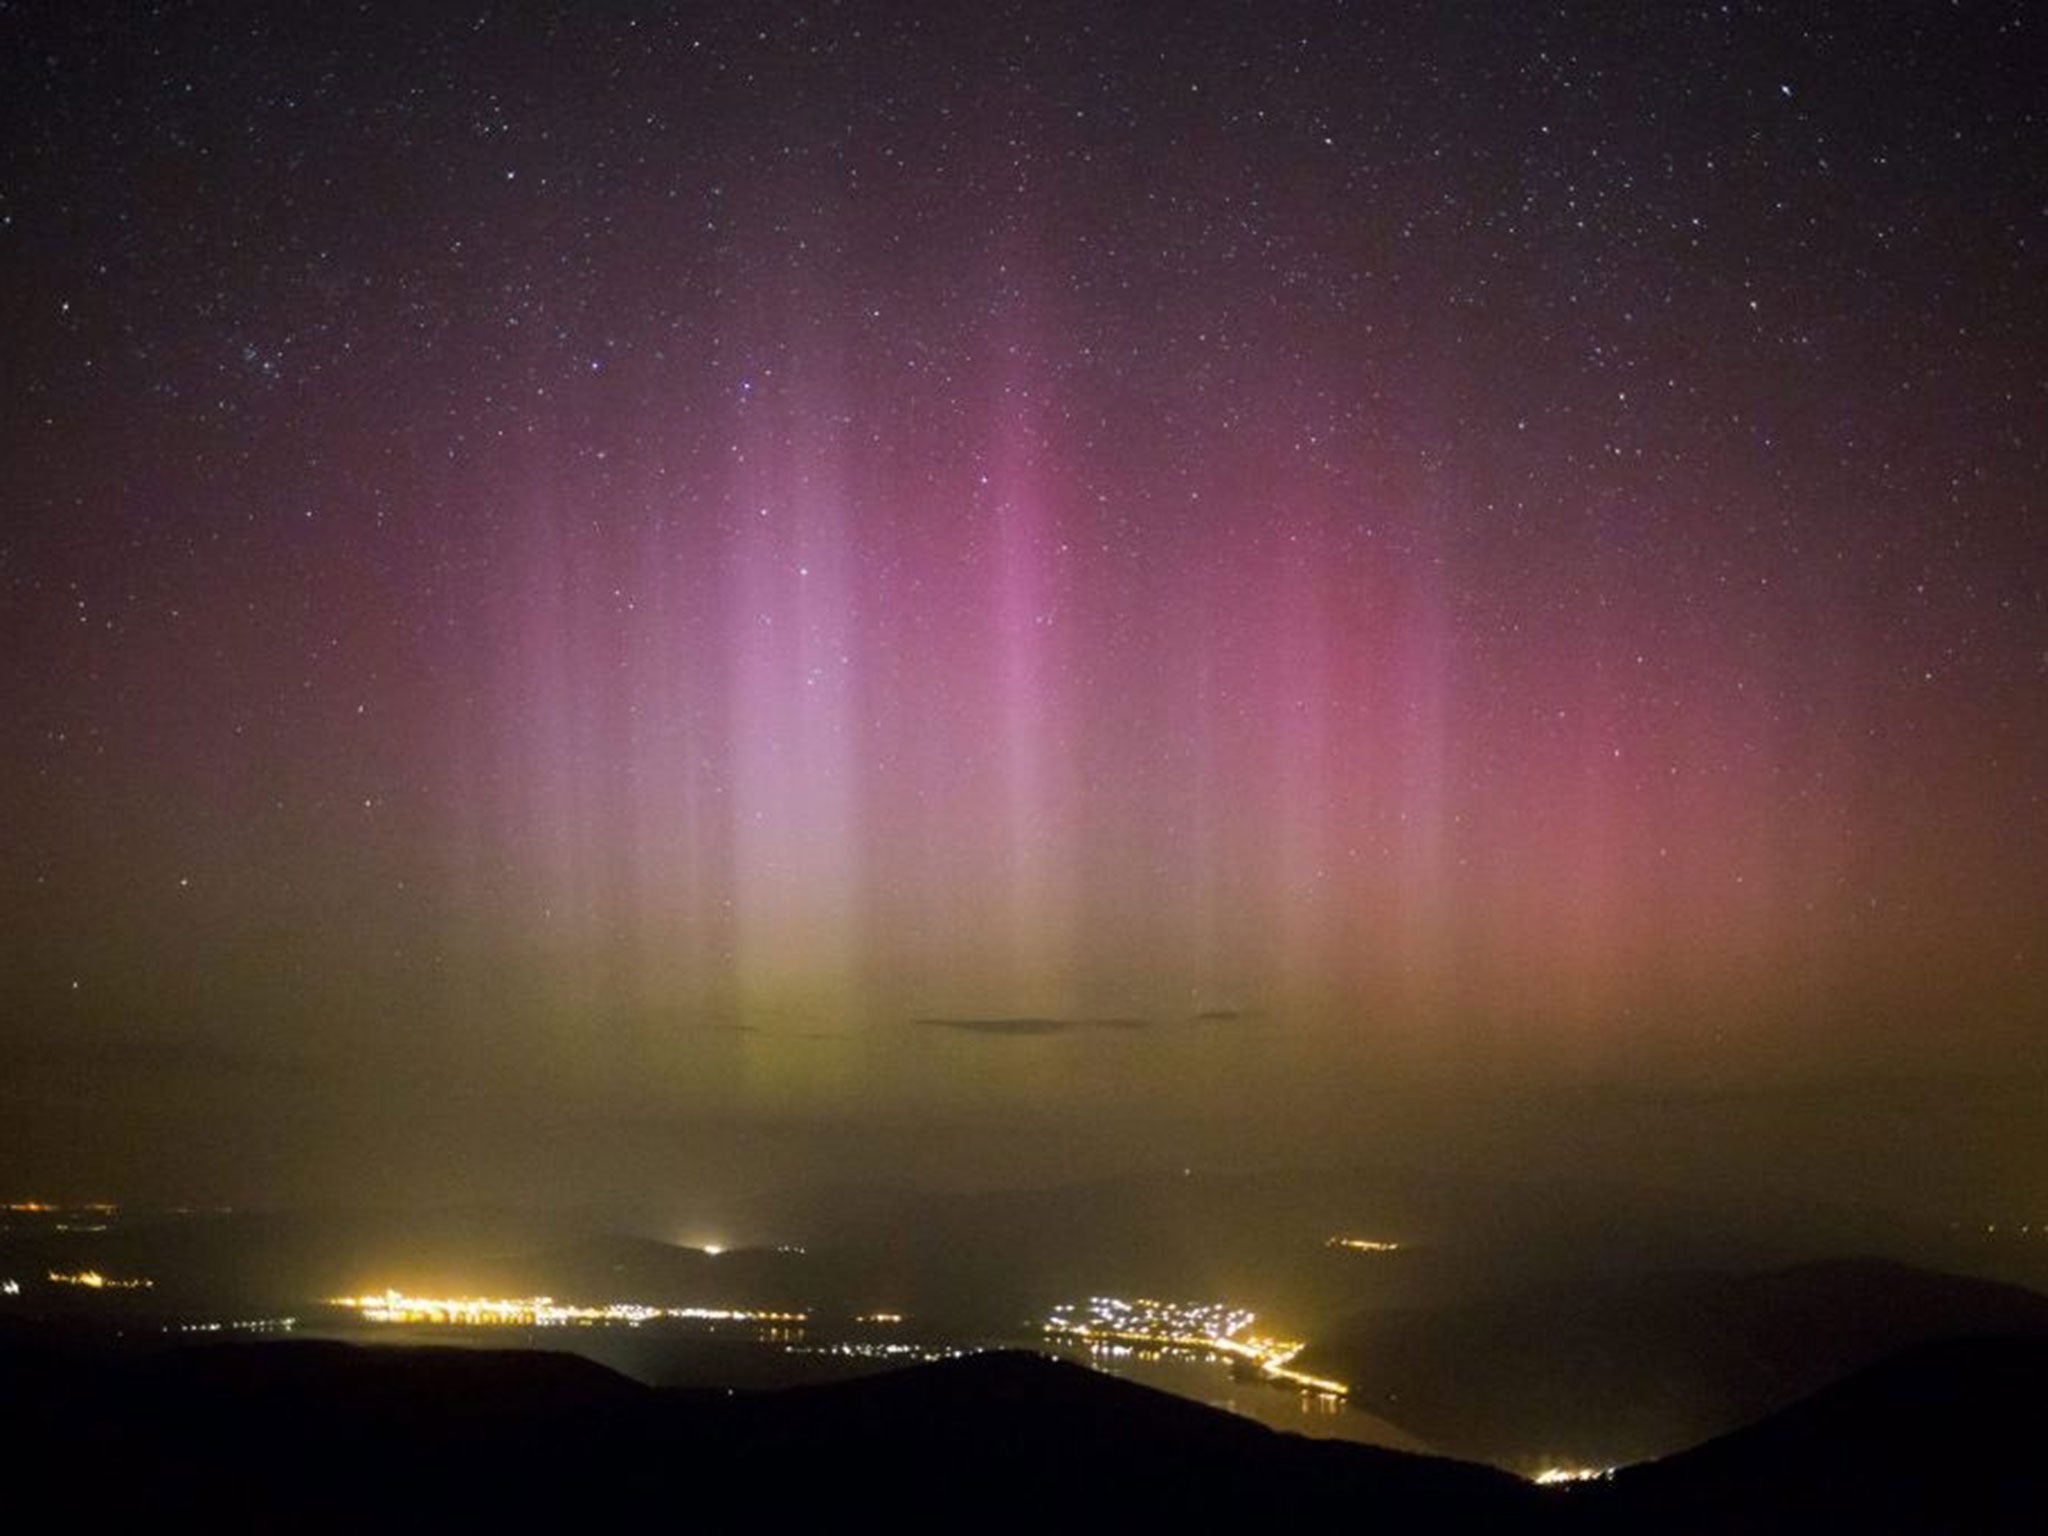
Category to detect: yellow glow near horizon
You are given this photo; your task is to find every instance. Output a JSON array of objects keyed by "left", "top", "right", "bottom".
[
  {"left": 329, "top": 1288, "right": 806, "bottom": 1327},
  {"left": 48, "top": 1269, "right": 152, "bottom": 1290},
  {"left": 1532, "top": 1466, "right": 1616, "bottom": 1486}
]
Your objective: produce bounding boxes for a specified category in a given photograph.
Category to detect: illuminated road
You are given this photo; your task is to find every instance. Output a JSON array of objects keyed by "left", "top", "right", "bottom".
[{"left": 1044, "top": 1297, "right": 1349, "bottom": 1398}]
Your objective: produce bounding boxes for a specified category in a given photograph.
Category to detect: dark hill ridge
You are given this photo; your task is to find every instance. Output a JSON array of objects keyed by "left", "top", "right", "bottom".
[
  {"left": 1298, "top": 1256, "right": 2048, "bottom": 1467},
  {"left": 4, "top": 1336, "right": 1545, "bottom": 1531},
  {"left": 715, "top": 1350, "right": 1546, "bottom": 1525},
  {"left": 1585, "top": 1335, "right": 2048, "bottom": 1534},
  {"left": 10, "top": 1329, "right": 2048, "bottom": 1530}
]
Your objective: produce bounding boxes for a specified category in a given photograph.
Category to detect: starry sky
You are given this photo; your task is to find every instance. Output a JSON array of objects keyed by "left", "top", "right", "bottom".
[{"left": 2, "top": 2, "right": 2043, "bottom": 1208}]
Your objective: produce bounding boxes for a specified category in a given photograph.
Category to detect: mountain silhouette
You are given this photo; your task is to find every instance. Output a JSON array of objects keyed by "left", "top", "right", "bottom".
[{"left": 1300, "top": 1257, "right": 2048, "bottom": 1466}]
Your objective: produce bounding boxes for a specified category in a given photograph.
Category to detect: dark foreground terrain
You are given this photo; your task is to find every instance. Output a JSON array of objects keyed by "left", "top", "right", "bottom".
[
  {"left": 5, "top": 1326, "right": 2046, "bottom": 1531},
  {"left": 1302, "top": 1256, "right": 2048, "bottom": 1466}
]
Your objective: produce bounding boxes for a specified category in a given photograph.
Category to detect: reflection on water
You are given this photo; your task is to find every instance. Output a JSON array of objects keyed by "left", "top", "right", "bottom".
[{"left": 1053, "top": 1342, "right": 1432, "bottom": 1454}]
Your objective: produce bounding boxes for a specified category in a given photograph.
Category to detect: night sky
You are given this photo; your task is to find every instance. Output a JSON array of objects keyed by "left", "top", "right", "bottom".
[{"left": 2, "top": 3, "right": 2042, "bottom": 1211}]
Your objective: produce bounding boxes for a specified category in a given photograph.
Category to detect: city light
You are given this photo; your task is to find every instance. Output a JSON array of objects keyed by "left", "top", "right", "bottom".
[
  {"left": 329, "top": 1289, "right": 807, "bottom": 1329},
  {"left": 48, "top": 1269, "right": 153, "bottom": 1290},
  {"left": 1532, "top": 1466, "right": 1616, "bottom": 1486},
  {"left": 789, "top": 1342, "right": 974, "bottom": 1364},
  {"left": 1325, "top": 1236, "right": 1402, "bottom": 1253},
  {"left": 1045, "top": 1296, "right": 1349, "bottom": 1397}
]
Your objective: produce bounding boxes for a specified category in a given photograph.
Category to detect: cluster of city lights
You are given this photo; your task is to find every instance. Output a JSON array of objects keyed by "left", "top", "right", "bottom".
[
  {"left": 1532, "top": 1466, "right": 1617, "bottom": 1486},
  {"left": 1052, "top": 1296, "right": 1255, "bottom": 1341},
  {"left": 330, "top": 1289, "right": 807, "bottom": 1329},
  {"left": 5, "top": 1201, "right": 120, "bottom": 1234},
  {"left": 1325, "top": 1236, "right": 1403, "bottom": 1254},
  {"left": 789, "top": 1342, "right": 972, "bottom": 1363},
  {"left": 1044, "top": 1296, "right": 1348, "bottom": 1397},
  {"left": 48, "top": 1269, "right": 153, "bottom": 1290}
]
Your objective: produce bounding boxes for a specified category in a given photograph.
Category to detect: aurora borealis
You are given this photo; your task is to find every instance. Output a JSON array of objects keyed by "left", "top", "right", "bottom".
[{"left": 2, "top": 3, "right": 2042, "bottom": 1208}]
